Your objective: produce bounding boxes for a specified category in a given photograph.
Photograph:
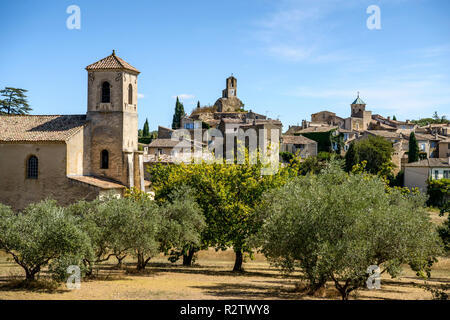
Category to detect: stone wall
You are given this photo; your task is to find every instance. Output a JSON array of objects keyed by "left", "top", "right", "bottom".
[{"left": 0, "top": 142, "right": 98, "bottom": 211}]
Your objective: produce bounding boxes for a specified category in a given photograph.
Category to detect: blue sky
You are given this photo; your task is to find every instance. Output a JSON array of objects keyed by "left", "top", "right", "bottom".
[{"left": 1, "top": 0, "right": 449, "bottom": 131}]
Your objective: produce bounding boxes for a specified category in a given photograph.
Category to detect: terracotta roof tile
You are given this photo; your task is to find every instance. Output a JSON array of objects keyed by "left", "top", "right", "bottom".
[
  {"left": 404, "top": 158, "right": 450, "bottom": 168},
  {"left": 86, "top": 51, "right": 140, "bottom": 74},
  {"left": 0, "top": 115, "right": 86, "bottom": 142},
  {"left": 282, "top": 135, "right": 317, "bottom": 145},
  {"left": 68, "top": 175, "right": 126, "bottom": 189}
]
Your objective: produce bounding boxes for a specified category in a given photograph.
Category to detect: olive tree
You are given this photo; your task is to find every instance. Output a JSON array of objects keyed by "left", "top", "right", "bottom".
[
  {"left": 0, "top": 200, "right": 91, "bottom": 281},
  {"left": 255, "top": 163, "right": 442, "bottom": 299},
  {"left": 129, "top": 186, "right": 205, "bottom": 270},
  {"left": 67, "top": 198, "right": 127, "bottom": 271},
  {"left": 160, "top": 185, "right": 205, "bottom": 266}
]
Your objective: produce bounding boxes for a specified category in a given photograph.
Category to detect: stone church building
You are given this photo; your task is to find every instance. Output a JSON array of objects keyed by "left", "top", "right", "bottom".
[{"left": 0, "top": 51, "right": 150, "bottom": 211}]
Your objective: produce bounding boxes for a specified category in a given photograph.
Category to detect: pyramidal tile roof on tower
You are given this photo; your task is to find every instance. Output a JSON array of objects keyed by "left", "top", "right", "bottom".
[
  {"left": 351, "top": 94, "right": 366, "bottom": 105},
  {"left": 85, "top": 50, "right": 140, "bottom": 74}
]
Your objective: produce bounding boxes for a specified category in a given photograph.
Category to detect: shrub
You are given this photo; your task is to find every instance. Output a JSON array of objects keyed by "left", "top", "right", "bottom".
[
  {"left": 255, "top": 162, "right": 443, "bottom": 300},
  {"left": 427, "top": 178, "right": 450, "bottom": 207},
  {"left": 0, "top": 200, "right": 91, "bottom": 281}
]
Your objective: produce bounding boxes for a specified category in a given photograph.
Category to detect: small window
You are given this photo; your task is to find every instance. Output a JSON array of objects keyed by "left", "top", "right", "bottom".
[
  {"left": 101, "top": 150, "right": 109, "bottom": 169},
  {"left": 434, "top": 170, "right": 439, "bottom": 180},
  {"left": 101, "top": 82, "right": 110, "bottom": 103},
  {"left": 27, "top": 155, "right": 38, "bottom": 179},
  {"left": 128, "top": 84, "right": 133, "bottom": 104}
]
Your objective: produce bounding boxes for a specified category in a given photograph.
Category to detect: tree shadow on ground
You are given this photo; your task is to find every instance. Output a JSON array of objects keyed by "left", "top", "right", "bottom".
[
  {"left": 140, "top": 265, "right": 299, "bottom": 280},
  {"left": 190, "top": 282, "right": 304, "bottom": 299},
  {"left": 0, "top": 279, "right": 67, "bottom": 294}
]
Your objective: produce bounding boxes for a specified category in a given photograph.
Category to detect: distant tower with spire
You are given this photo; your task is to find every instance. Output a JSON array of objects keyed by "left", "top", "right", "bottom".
[{"left": 350, "top": 91, "right": 366, "bottom": 117}]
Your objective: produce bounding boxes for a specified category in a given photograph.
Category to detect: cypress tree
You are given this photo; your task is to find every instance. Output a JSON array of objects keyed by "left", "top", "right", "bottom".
[
  {"left": 408, "top": 132, "right": 420, "bottom": 163},
  {"left": 197, "top": 101, "right": 200, "bottom": 109},
  {"left": 171, "top": 97, "right": 185, "bottom": 129},
  {"left": 392, "top": 115, "right": 397, "bottom": 121},
  {"left": 143, "top": 118, "right": 150, "bottom": 137}
]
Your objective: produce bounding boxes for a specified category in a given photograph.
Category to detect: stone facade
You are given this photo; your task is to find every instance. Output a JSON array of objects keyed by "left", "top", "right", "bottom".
[
  {"left": 0, "top": 52, "right": 149, "bottom": 211},
  {"left": 214, "top": 76, "right": 244, "bottom": 112}
]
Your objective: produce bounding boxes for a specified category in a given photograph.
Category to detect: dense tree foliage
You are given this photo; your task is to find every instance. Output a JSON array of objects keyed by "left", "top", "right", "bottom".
[
  {"left": 0, "top": 200, "right": 91, "bottom": 281},
  {"left": 408, "top": 132, "right": 420, "bottom": 163},
  {"left": 171, "top": 96, "right": 185, "bottom": 129},
  {"left": 254, "top": 163, "right": 442, "bottom": 299},
  {"left": 427, "top": 179, "right": 450, "bottom": 208},
  {"left": 148, "top": 157, "right": 297, "bottom": 271},
  {"left": 142, "top": 118, "right": 150, "bottom": 137},
  {"left": 411, "top": 111, "right": 449, "bottom": 126},
  {"left": 0, "top": 87, "right": 31, "bottom": 115},
  {"left": 345, "top": 135, "right": 394, "bottom": 176}
]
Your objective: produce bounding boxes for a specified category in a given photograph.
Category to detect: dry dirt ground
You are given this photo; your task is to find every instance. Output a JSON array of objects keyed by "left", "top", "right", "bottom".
[{"left": 0, "top": 210, "right": 448, "bottom": 300}]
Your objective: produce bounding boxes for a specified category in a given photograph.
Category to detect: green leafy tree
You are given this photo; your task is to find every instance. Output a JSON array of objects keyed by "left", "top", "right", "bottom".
[
  {"left": 160, "top": 185, "right": 206, "bottom": 266},
  {"left": 0, "top": 200, "right": 91, "bottom": 281},
  {"left": 149, "top": 154, "right": 297, "bottom": 271},
  {"left": 408, "top": 132, "right": 420, "bottom": 163},
  {"left": 344, "top": 135, "right": 394, "bottom": 176},
  {"left": 393, "top": 115, "right": 397, "bottom": 121},
  {"left": 433, "top": 111, "right": 440, "bottom": 121},
  {"left": 0, "top": 87, "right": 31, "bottom": 115},
  {"left": 125, "top": 187, "right": 205, "bottom": 270},
  {"left": 143, "top": 118, "right": 150, "bottom": 137},
  {"left": 412, "top": 112, "right": 450, "bottom": 126},
  {"left": 254, "top": 163, "right": 442, "bottom": 299},
  {"left": 438, "top": 202, "right": 450, "bottom": 253},
  {"left": 171, "top": 97, "right": 185, "bottom": 129}
]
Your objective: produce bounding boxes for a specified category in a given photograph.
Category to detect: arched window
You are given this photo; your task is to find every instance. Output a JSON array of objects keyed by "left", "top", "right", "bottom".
[
  {"left": 27, "top": 155, "right": 38, "bottom": 179},
  {"left": 128, "top": 84, "right": 133, "bottom": 105},
  {"left": 101, "top": 150, "right": 109, "bottom": 169},
  {"left": 101, "top": 82, "right": 110, "bottom": 103}
]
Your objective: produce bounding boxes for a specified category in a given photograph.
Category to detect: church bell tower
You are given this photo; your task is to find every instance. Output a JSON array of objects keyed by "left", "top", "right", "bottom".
[
  {"left": 85, "top": 50, "right": 143, "bottom": 189},
  {"left": 222, "top": 75, "right": 237, "bottom": 98}
]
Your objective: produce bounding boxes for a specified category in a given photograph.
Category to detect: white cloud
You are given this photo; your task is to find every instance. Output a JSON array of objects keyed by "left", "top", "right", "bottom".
[
  {"left": 286, "top": 74, "right": 450, "bottom": 119},
  {"left": 250, "top": 0, "right": 357, "bottom": 64},
  {"left": 172, "top": 94, "right": 195, "bottom": 101},
  {"left": 137, "top": 93, "right": 145, "bottom": 99}
]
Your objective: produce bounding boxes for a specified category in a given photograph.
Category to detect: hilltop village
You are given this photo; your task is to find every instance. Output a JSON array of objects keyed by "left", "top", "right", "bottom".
[{"left": 1, "top": 52, "right": 449, "bottom": 211}]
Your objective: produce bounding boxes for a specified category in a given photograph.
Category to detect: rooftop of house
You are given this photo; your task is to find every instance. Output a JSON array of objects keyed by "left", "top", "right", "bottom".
[
  {"left": 365, "top": 130, "right": 403, "bottom": 139},
  {"left": 311, "top": 110, "right": 336, "bottom": 116},
  {"left": 371, "top": 119, "right": 397, "bottom": 130},
  {"left": 412, "top": 133, "right": 445, "bottom": 141},
  {"left": 148, "top": 138, "right": 191, "bottom": 148},
  {"left": 404, "top": 158, "right": 450, "bottom": 168},
  {"left": 295, "top": 125, "right": 338, "bottom": 133},
  {"left": 0, "top": 115, "right": 87, "bottom": 143},
  {"left": 68, "top": 175, "right": 127, "bottom": 189},
  {"left": 85, "top": 50, "right": 140, "bottom": 74},
  {"left": 282, "top": 135, "right": 317, "bottom": 145}
]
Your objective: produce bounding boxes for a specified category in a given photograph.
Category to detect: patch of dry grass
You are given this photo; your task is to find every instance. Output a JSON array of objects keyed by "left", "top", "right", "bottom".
[
  {"left": 428, "top": 207, "right": 447, "bottom": 226},
  {"left": 0, "top": 248, "right": 448, "bottom": 300}
]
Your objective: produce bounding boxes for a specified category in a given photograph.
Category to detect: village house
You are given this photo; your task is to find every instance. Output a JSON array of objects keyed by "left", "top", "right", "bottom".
[
  {"left": 0, "top": 51, "right": 150, "bottom": 211},
  {"left": 172, "top": 75, "right": 282, "bottom": 160},
  {"left": 404, "top": 158, "right": 450, "bottom": 192},
  {"left": 280, "top": 135, "right": 318, "bottom": 158},
  {"left": 439, "top": 138, "right": 450, "bottom": 158}
]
